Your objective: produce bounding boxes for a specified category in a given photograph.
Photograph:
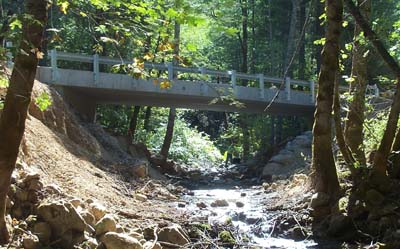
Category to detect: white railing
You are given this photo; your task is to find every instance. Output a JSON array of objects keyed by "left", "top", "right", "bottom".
[{"left": 48, "top": 49, "right": 316, "bottom": 103}]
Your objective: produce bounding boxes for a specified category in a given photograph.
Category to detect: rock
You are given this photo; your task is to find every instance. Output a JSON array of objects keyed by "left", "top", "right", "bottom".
[
  {"left": 33, "top": 222, "right": 52, "bottom": 244},
  {"left": 37, "top": 201, "right": 86, "bottom": 237},
  {"left": 177, "top": 202, "right": 186, "bottom": 208},
  {"left": 366, "top": 189, "right": 385, "bottom": 206},
  {"left": 157, "top": 224, "right": 190, "bottom": 245},
  {"left": 240, "top": 193, "right": 246, "bottom": 197},
  {"left": 6, "top": 196, "right": 13, "bottom": 210},
  {"left": 196, "top": 202, "right": 207, "bottom": 209},
  {"left": 143, "top": 241, "right": 162, "bottom": 249},
  {"left": 210, "top": 199, "right": 229, "bottom": 207},
  {"left": 129, "top": 232, "right": 144, "bottom": 241},
  {"left": 83, "top": 237, "right": 98, "bottom": 249},
  {"left": 235, "top": 202, "right": 244, "bottom": 208},
  {"left": 328, "top": 214, "right": 356, "bottom": 239},
  {"left": 134, "top": 193, "right": 148, "bottom": 202},
  {"left": 80, "top": 210, "right": 96, "bottom": 227},
  {"left": 310, "top": 192, "right": 330, "bottom": 209},
  {"left": 89, "top": 202, "right": 107, "bottom": 222},
  {"left": 70, "top": 198, "right": 84, "bottom": 209},
  {"left": 44, "top": 184, "right": 62, "bottom": 195},
  {"left": 95, "top": 214, "right": 117, "bottom": 236},
  {"left": 132, "top": 164, "right": 148, "bottom": 178},
  {"left": 23, "top": 234, "right": 40, "bottom": 249},
  {"left": 26, "top": 179, "right": 44, "bottom": 192},
  {"left": 288, "top": 226, "right": 306, "bottom": 241},
  {"left": 218, "top": 230, "right": 235, "bottom": 244},
  {"left": 116, "top": 225, "right": 124, "bottom": 233},
  {"left": 101, "top": 232, "right": 143, "bottom": 249}
]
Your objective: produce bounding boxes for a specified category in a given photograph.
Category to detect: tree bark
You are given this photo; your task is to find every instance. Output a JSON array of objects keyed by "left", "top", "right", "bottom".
[
  {"left": 284, "top": 0, "right": 299, "bottom": 77},
  {"left": 143, "top": 106, "right": 152, "bottom": 132},
  {"left": 314, "top": 1, "right": 324, "bottom": 74},
  {"left": 128, "top": 106, "right": 141, "bottom": 142},
  {"left": 344, "top": 0, "right": 370, "bottom": 166},
  {"left": 240, "top": 0, "right": 248, "bottom": 75},
  {"left": 298, "top": 0, "right": 306, "bottom": 79},
  {"left": 160, "top": 108, "right": 176, "bottom": 159},
  {"left": 344, "top": 0, "right": 400, "bottom": 174},
  {"left": 311, "top": 0, "right": 342, "bottom": 201},
  {"left": 334, "top": 72, "right": 356, "bottom": 170},
  {"left": 0, "top": 0, "right": 48, "bottom": 244},
  {"left": 160, "top": 17, "right": 180, "bottom": 160}
]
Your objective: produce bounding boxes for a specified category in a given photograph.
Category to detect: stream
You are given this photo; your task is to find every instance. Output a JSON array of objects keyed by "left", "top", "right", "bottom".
[{"left": 179, "top": 186, "right": 319, "bottom": 248}]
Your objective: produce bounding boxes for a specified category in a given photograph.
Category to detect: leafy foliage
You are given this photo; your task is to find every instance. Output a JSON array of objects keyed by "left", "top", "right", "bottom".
[{"left": 34, "top": 92, "right": 53, "bottom": 111}]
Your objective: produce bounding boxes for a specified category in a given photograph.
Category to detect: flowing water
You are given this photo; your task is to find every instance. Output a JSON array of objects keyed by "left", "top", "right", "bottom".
[{"left": 181, "top": 187, "right": 320, "bottom": 248}]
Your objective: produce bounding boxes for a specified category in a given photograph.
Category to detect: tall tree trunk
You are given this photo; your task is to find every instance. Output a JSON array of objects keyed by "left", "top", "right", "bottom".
[
  {"left": 143, "top": 106, "right": 152, "bottom": 132},
  {"left": 314, "top": 1, "right": 324, "bottom": 74},
  {"left": 344, "top": 0, "right": 400, "bottom": 175},
  {"left": 276, "top": 116, "right": 283, "bottom": 144},
  {"left": 160, "top": 18, "right": 180, "bottom": 160},
  {"left": 344, "top": 0, "right": 370, "bottom": 166},
  {"left": 128, "top": 106, "right": 141, "bottom": 142},
  {"left": 298, "top": 0, "right": 306, "bottom": 79},
  {"left": 0, "top": 0, "right": 48, "bottom": 244},
  {"left": 284, "top": 0, "right": 299, "bottom": 77},
  {"left": 250, "top": 0, "right": 256, "bottom": 74},
  {"left": 270, "top": 115, "right": 275, "bottom": 146},
  {"left": 334, "top": 72, "right": 356, "bottom": 171},
  {"left": 239, "top": 0, "right": 250, "bottom": 161},
  {"left": 160, "top": 108, "right": 176, "bottom": 159},
  {"left": 311, "top": 0, "right": 342, "bottom": 201}
]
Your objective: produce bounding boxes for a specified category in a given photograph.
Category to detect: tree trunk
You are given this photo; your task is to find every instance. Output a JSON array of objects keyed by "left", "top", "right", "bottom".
[
  {"left": 314, "top": 1, "right": 324, "bottom": 74},
  {"left": 0, "top": 0, "right": 48, "bottom": 244},
  {"left": 240, "top": 0, "right": 248, "bottom": 75},
  {"left": 284, "top": 0, "right": 299, "bottom": 77},
  {"left": 344, "top": 0, "right": 400, "bottom": 174},
  {"left": 298, "top": 0, "right": 306, "bottom": 79},
  {"left": 334, "top": 72, "right": 356, "bottom": 170},
  {"left": 143, "top": 106, "right": 152, "bottom": 132},
  {"left": 276, "top": 116, "right": 283, "bottom": 144},
  {"left": 160, "top": 17, "right": 180, "bottom": 160},
  {"left": 128, "top": 106, "right": 141, "bottom": 142},
  {"left": 311, "top": 0, "right": 342, "bottom": 201},
  {"left": 344, "top": 0, "right": 370, "bottom": 166},
  {"left": 270, "top": 115, "right": 275, "bottom": 146},
  {"left": 240, "top": 115, "right": 250, "bottom": 162},
  {"left": 160, "top": 108, "right": 176, "bottom": 159}
]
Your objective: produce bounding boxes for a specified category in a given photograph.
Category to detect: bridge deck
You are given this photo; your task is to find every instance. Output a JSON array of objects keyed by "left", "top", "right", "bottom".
[{"left": 35, "top": 50, "right": 316, "bottom": 116}]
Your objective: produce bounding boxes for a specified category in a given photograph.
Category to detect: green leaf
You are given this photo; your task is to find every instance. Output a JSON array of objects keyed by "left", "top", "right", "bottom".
[
  {"left": 35, "top": 92, "right": 52, "bottom": 111},
  {"left": 9, "top": 19, "right": 22, "bottom": 30}
]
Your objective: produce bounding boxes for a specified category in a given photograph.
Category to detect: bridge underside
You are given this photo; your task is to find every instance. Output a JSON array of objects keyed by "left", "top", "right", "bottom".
[{"left": 36, "top": 67, "right": 315, "bottom": 121}]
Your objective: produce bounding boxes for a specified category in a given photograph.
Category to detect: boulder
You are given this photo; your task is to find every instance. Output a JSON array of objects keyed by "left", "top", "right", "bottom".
[
  {"left": 196, "top": 202, "right": 207, "bottom": 209},
  {"left": 95, "top": 214, "right": 117, "bottom": 236},
  {"left": 89, "top": 202, "right": 107, "bottom": 222},
  {"left": 157, "top": 224, "right": 190, "bottom": 245},
  {"left": 327, "top": 214, "right": 356, "bottom": 239},
  {"left": 33, "top": 222, "right": 52, "bottom": 244},
  {"left": 22, "top": 234, "right": 40, "bottom": 249},
  {"left": 134, "top": 193, "right": 148, "bottom": 202},
  {"left": 70, "top": 198, "right": 85, "bottom": 209},
  {"left": 143, "top": 241, "right": 162, "bottom": 249},
  {"left": 129, "top": 232, "right": 144, "bottom": 241},
  {"left": 37, "top": 201, "right": 86, "bottom": 237},
  {"left": 101, "top": 232, "right": 143, "bottom": 249},
  {"left": 236, "top": 202, "right": 244, "bottom": 208},
  {"left": 132, "top": 164, "right": 148, "bottom": 178},
  {"left": 310, "top": 192, "right": 330, "bottom": 209},
  {"left": 210, "top": 199, "right": 229, "bottom": 207},
  {"left": 80, "top": 210, "right": 96, "bottom": 227},
  {"left": 366, "top": 189, "right": 385, "bottom": 206}
]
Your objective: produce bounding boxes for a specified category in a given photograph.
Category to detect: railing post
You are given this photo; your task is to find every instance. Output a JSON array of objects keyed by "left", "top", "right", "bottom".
[
  {"left": 93, "top": 54, "right": 99, "bottom": 85},
  {"left": 285, "top": 77, "right": 291, "bottom": 101},
  {"left": 167, "top": 62, "right": 174, "bottom": 81},
  {"left": 231, "top": 70, "right": 237, "bottom": 95},
  {"left": 310, "top": 81, "right": 315, "bottom": 103},
  {"left": 6, "top": 52, "right": 13, "bottom": 68},
  {"left": 259, "top": 74, "right": 265, "bottom": 99},
  {"left": 374, "top": 84, "right": 379, "bottom": 97},
  {"left": 50, "top": 49, "right": 58, "bottom": 82}
]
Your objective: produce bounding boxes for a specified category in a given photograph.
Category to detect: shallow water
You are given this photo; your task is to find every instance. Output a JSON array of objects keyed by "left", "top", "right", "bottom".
[{"left": 181, "top": 188, "right": 319, "bottom": 249}]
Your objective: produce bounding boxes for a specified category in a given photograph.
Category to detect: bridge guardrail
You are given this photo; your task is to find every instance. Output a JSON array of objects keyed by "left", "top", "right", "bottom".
[{"left": 48, "top": 49, "right": 316, "bottom": 103}]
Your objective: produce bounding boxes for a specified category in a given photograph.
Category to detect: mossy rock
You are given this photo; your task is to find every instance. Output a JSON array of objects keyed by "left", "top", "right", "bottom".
[{"left": 218, "top": 230, "right": 235, "bottom": 244}]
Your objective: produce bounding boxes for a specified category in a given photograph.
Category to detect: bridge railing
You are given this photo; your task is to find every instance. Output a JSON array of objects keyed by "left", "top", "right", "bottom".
[{"left": 48, "top": 49, "right": 316, "bottom": 103}]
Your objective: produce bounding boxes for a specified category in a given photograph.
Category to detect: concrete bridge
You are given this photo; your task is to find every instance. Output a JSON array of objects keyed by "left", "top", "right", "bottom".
[{"left": 35, "top": 50, "right": 316, "bottom": 121}]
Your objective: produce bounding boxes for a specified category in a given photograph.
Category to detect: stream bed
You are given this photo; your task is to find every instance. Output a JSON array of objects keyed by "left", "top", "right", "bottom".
[{"left": 180, "top": 187, "right": 320, "bottom": 248}]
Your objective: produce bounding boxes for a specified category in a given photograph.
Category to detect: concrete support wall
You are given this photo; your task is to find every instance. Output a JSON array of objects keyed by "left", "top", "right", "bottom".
[{"left": 56, "top": 86, "right": 97, "bottom": 123}]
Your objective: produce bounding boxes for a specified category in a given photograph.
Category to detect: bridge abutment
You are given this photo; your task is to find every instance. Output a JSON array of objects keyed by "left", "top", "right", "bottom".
[{"left": 55, "top": 86, "right": 97, "bottom": 123}]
